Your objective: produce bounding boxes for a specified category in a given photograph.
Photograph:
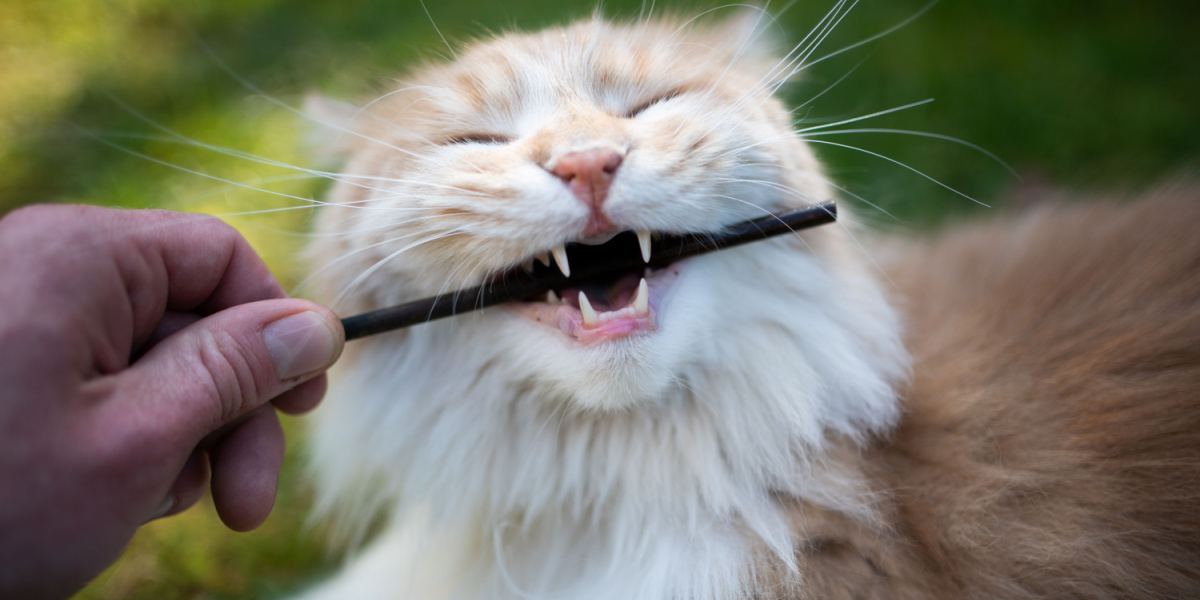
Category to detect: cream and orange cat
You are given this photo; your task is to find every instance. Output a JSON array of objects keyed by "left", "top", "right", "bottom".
[{"left": 298, "top": 10, "right": 1200, "bottom": 600}]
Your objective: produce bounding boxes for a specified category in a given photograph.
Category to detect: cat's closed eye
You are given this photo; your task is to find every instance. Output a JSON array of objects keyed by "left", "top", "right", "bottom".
[
  {"left": 443, "top": 133, "right": 514, "bottom": 146},
  {"left": 623, "top": 88, "right": 687, "bottom": 119}
]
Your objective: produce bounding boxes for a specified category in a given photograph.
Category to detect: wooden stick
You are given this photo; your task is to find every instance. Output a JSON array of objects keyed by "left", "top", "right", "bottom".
[{"left": 340, "top": 201, "right": 837, "bottom": 341}]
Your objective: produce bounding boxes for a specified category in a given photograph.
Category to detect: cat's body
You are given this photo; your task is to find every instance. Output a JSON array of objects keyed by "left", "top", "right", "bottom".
[
  {"left": 298, "top": 12, "right": 1200, "bottom": 599},
  {"left": 759, "top": 190, "right": 1200, "bottom": 598}
]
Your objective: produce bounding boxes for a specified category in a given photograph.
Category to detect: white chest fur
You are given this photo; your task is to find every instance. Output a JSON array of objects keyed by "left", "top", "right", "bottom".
[{"left": 300, "top": 242, "right": 907, "bottom": 599}]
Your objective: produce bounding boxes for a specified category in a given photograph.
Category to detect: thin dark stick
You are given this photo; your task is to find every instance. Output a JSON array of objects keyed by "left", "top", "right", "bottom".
[{"left": 340, "top": 201, "right": 837, "bottom": 341}]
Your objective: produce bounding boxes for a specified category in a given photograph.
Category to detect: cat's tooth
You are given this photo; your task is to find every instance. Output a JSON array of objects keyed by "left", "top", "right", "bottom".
[
  {"left": 551, "top": 244, "right": 571, "bottom": 277},
  {"left": 535, "top": 253, "right": 550, "bottom": 267},
  {"left": 522, "top": 259, "right": 534, "bottom": 274},
  {"left": 637, "top": 230, "right": 652, "bottom": 263},
  {"left": 633, "top": 278, "right": 649, "bottom": 314},
  {"left": 578, "top": 291, "right": 598, "bottom": 326},
  {"left": 545, "top": 290, "right": 559, "bottom": 304}
]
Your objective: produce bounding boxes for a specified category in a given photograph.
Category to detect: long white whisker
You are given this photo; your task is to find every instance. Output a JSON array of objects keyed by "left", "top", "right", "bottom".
[
  {"left": 189, "top": 35, "right": 436, "bottom": 162},
  {"left": 796, "top": 98, "right": 935, "bottom": 133},
  {"left": 332, "top": 228, "right": 468, "bottom": 308},
  {"left": 806, "top": 138, "right": 990, "bottom": 207},
  {"left": 802, "top": 128, "right": 1018, "bottom": 176},
  {"left": 793, "top": 0, "right": 938, "bottom": 76}
]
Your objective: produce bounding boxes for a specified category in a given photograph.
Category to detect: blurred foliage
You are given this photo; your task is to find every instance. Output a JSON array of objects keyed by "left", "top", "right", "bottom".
[{"left": 0, "top": 0, "right": 1194, "bottom": 598}]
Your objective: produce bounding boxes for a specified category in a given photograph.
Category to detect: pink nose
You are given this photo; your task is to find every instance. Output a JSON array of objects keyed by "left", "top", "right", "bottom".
[{"left": 550, "top": 148, "right": 624, "bottom": 212}]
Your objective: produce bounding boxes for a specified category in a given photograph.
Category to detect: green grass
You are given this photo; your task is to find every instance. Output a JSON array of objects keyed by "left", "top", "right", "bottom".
[{"left": 1, "top": 1, "right": 1195, "bottom": 597}]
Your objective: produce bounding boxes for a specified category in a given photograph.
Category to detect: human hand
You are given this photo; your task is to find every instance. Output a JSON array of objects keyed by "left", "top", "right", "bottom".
[{"left": 0, "top": 205, "right": 344, "bottom": 598}]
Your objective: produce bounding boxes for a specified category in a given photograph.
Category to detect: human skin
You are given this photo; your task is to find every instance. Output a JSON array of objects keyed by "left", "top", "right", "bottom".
[{"left": 0, "top": 205, "right": 345, "bottom": 598}]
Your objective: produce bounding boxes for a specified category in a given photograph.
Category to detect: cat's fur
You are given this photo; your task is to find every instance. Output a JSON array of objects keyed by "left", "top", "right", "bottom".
[{"left": 298, "top": 12, "right": 1200, "bottom": 599}]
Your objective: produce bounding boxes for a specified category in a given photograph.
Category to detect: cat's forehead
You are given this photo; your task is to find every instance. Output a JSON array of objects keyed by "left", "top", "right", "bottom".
[{"left": 422, "top": 21, "right": 738, "bottom": 114}]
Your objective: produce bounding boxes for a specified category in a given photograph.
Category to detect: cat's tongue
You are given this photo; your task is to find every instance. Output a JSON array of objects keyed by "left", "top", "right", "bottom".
[
  {"left": 515, "top": 271, "right": 661, "bottom": 344},
  {"left": 557, "top": 273, "right": 654, "bottom": 344}
]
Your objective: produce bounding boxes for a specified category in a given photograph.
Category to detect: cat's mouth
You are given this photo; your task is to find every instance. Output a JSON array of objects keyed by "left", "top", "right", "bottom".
[{"left": 510, "top": 230, "right": 683, "bottom": 345}]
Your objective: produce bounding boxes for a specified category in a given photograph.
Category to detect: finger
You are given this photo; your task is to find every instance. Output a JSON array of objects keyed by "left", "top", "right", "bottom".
[
  {"left": 146, "top": 449, "right": 211, "bottom": 522},
  {"left": 110, "top": 298, "right": 343, "bottom": 441},
  {"left": 103, "top": 208, "right": 288, "bottom": 349},
  {"left": 209, "top": 405, "right": 285, "bottom": 531},
  {"left": 272, "top": 375, "right": 329, "bottom": 415}
]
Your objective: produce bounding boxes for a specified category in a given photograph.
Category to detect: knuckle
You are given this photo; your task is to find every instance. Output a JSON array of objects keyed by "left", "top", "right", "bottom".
[{"left": 192, "top": 328, "right": 268, "bottom": 423}]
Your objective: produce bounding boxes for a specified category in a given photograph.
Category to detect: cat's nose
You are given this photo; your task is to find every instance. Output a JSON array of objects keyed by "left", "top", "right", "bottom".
[{"left": 550, "top": 148, "right": 624, "bottom": 213}]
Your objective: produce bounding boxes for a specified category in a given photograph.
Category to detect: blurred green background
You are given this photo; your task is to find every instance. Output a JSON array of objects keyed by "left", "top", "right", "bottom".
[{"left": 2, "top": 0, "right": 1196, "bottom": 597}]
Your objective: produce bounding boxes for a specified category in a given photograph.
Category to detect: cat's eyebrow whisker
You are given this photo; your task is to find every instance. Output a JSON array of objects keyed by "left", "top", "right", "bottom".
[
  {"left": 805, "top": 138, "right": 991, "bottom": 207},
  {"left": 755, "top": 0, "right": 852, "bottom": 93},
  {"left": 759, "top": 0, "right": 859, "bottom": 100},
  {"left": 419, "top": 0, "right": 457, "bottom": 60},
  {"left": 789, "top": 58, "right": 868, "bottom": 115},
  {"left": 703, "top": 0, "right": 858, "bottom": 140},
  {"left": 682, "top": 0, "right": 849, "bottom": 140},
  {"left": 786, "top": 0, "right": 939, "bottom": 79}
]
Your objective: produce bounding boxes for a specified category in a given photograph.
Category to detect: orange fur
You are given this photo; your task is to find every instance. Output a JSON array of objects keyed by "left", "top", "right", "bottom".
[{"left": 757, "top": 185, "right": 1200, "bottom": 598}]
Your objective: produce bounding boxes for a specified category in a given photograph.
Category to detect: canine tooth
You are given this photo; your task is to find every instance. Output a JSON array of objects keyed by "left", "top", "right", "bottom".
[
  {"left": 578, "top": 291, "right": 598, "bottom": 325},
  {"left": 634, "top": 277, "right": 649, "bottom": 313},
  {"left": 551, "top": 244, "right": 571, "bottom": 277},
  {"left": 637, "top": 230, "right": 652, "bottom": 263}
]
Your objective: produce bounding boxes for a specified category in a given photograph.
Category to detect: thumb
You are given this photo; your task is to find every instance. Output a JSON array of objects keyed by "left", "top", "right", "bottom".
[{"left": 122, "top": 299, "right": 344, "bottom": 441}]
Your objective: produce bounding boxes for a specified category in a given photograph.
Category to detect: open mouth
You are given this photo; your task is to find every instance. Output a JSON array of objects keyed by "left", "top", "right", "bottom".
[{"left": 511, "top": 230, "right": 682, "bottom": 344}]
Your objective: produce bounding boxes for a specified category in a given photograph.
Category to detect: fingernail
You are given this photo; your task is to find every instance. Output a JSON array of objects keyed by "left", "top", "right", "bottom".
[{"left": 263, "top": 311, "right": 342, "bottom": 380}]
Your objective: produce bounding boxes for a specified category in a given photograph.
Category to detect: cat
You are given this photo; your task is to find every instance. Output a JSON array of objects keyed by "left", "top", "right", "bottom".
[{"left": 296, "top": 10, "right": 1200, "bottom": 599}]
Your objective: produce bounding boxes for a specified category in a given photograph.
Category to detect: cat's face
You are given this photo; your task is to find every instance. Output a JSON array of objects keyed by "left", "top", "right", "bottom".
[{"left": 311, "top": 15, "right": 834, "bottom": 408}]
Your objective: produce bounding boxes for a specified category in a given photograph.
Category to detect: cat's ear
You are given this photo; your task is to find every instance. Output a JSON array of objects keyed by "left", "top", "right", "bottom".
[
  {"left": 708, "top": 5, "right": 783, "bottom": 65},
  {"left": 301, "top": 93, "right": 362, "bottom": 161}
]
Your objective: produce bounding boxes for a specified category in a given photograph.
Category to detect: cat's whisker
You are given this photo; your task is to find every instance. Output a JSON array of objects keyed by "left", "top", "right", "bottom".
[
  {"left": 701, "top": 0, "right": 858, "bottom": 141},
  {"left": 755, "top": 0, "right": 852, "bottom": 92},
  {"left": 92, "top": 128, "right": 414, "bottom": 200},
  {"left": 293, "top": 222, "right": 448, "bottom": 295},
  {"left": 786, "top": 0, "right": 939, "bottom": 78},
  {"left": 802, "top": 128, "right": 1019, "bottom": 176},
  {"left": 763, "top": 0, "right": 861, "bottom": 98},
  {"left": 804, "top": 138, "right": 990, "bottom": 207},
  {"left": 77, "top": 128, "right": 351, "bottom": 210},
  {"left": 795, "top": 98, "right": 935, "bottom": 133},
  {"left": 190, "top": 36, "right": 438, "bottom": 164},
  {"left": 789, "top": 58, "right": 868, "bottom": 115},
  {"left": 715, "top": 175, "right": 902, "bottom": 223},
  {"left": 332, "top": 228, "right": 468, "bottom": 308},
  {"left": 751, "top": 0, "right": 857, "bottom": 102},
  {"left": 419, "top": 0, "right": 458, "bottom": 60}
]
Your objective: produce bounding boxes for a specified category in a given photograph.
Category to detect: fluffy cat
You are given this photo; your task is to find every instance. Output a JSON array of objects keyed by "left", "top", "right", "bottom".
[{"left": 297, "top": 11, "right": 1200, "bottom": 600}]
